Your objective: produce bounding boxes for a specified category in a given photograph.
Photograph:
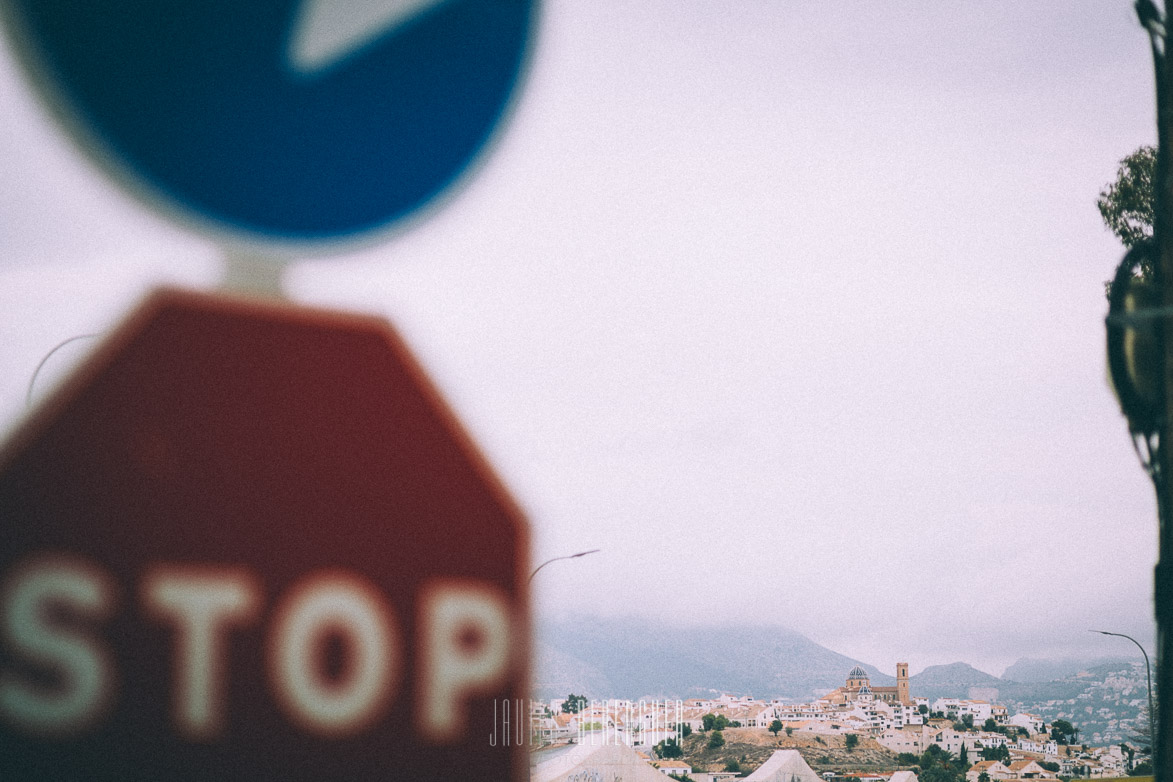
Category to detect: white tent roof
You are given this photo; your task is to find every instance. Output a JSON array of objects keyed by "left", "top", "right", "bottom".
[
  {"left": 890, "top": 771, "right": 920, "bottom": 782},
  {"left": 743, "top": 750, "right": 826, "bottom": 782},
  {"left": 531, "top": 741, "right": 673, "bottom": 782}
]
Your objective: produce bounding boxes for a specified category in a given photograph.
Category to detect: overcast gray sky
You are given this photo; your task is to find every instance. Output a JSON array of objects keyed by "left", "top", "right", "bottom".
[{"left": 0, "top": 0, "right": 1161, "bottom": 678}]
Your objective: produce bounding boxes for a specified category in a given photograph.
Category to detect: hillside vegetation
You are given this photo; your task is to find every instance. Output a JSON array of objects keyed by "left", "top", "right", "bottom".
[{"left": 681, "top": 728, "right": 902, "bottom": 776}]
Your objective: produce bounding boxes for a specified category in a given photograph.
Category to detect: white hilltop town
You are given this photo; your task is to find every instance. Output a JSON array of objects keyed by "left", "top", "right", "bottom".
[{"left": 528, "top": 664, "right": 1151, "bottom": 782}]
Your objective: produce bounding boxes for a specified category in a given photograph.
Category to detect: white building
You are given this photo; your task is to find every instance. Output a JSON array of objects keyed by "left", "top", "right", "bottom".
[
  {"left": 965, "top": 761, "right": 1014, "bottom": 782},
  {"left": 1007, "top": 713, "right": 1044, "bottom": 734},
  {"left": 929, "top": 728, "right": 976, "bottom": 755},
  {"left": 932, "top": 698, "right": 963, "bottom": 718},
  {"left": 973, "top": 731, "right": 1009, "bottom": 749},
  {"left": 1015, "top": 738, "right": 1058, "bottom": 756},
  {"left": 1095, "top": 745, "right": 1128, "bottom": 775},
  {"left": 878, "top": 725, "right": 943, "bottom": 754},
  {"left": 656, "top": 759, "right": 693, "bottom": 777},
  {"left": 1006, "top": 760, "right": 1058, "bottom": 779},
  {"left": 960, "top": 701, "right": 993, "bottom": 724},
  {"left": 901, "top": 703, "right": 927, "bottom": 727}
]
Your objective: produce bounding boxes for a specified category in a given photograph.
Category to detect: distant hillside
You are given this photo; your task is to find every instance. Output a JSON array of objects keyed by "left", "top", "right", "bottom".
[
  {"left": 998, "top": 659, "right": 1150, "bottom": 746},
  {"left": 534, "top": 616, "right": 891, "bottom": 701},
  {"left": 909, "top": 662, "right": 1002, "bottom": 701},
  {"left": 1001, "top": 656, "right": 1136, "bottom": 683},
  {"left": 913, "top": 662, "right": 1001, "bottom": 685},
  {"left": 682, "top": 728, "right": 897, "bottom": 776}
]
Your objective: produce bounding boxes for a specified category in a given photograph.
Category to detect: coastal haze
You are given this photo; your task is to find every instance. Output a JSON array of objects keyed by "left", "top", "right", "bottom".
[{"left": 0, "top": 0, "right": 1160, "bottom": 681}]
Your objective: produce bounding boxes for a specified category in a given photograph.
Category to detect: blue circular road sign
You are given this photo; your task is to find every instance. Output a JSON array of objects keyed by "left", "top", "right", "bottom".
[{"left": 2, "top": 0, "right": 536, "bottom": 242}]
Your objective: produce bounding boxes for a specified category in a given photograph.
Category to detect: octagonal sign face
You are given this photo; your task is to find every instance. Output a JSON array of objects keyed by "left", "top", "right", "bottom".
[
  {"left": 1, "top": 0, "right": 536, "bottom": 243},
  {"left": 0, "top": 290, "right": 529, "bottom": 781}
]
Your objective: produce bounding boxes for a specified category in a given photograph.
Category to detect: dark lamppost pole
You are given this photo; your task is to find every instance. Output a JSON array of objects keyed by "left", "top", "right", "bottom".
[
  {"left": 1093, "top": 630, "right": 1157, "bottom": 750},
  {"left": 526, "top": 548, "right": 599, "bottom": 748},
  {"left": 1148, "top": 2, "right": 1173, "bottom": 780},
  {"left": 1107, "top": 6, "right": 1171, "bottom": 782}
]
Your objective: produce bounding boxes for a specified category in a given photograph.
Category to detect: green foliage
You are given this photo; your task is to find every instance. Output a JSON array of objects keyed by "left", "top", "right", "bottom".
[
  {"left": 1131, "top": 760, "right": 1154, "bottom": 776},
  {"left": 769, "top": 719, "right": 784, "bottom": 736},
  {"left": 657, "top": 737, "right": 684, "bottom": 759},
  {"left": 919, "top": 705, "right": 929, "bottom": 715},
  {"left": 983, "top": 718, "right": 999, "bottom": 733},
  {"left": 953, "top": 722, "right": 968, "bottom": 732},
  {"left": 921, "top": 744, "right": 954, "bottom": 768},
  {"left": 561, "top": 693, "right": 589, "bottom": 714},
  {"left": 708, "top": 729, "right": 726, "bottom": 749},
  {"left": 898, "top": 753, "right": 920, "bottom": 766},
  {"left": 959, "top": 743, "right": 969, "bottom": 767},
  {"left": 917, "top": 743, "right": 967, "bottom": 782},
  {"left": 1040, "top": 762, "right": 1060, "bottom": 772},
  {"left": 669, "top": 775, "right": 696, "bottom": 782},
  {"left": 962, "top": 715, "right": 974, "bottom": 730},
  {"left": 920, "top": 765, "right": 962, "bottom": 782},
  {"left": 786, "top": 726, "right": 794, "bottom": 736},
  {"left": 702, "top": 713, "right": 716, "bottom": 731},
  {"left": 980, "top": 744, "right": 1010, "bottom": 764},
  {"left": 1050, "top": 719, "right": 1077, "bottom": 744},
  {"left": 978, "top": 773, "right": 991, "bottom": 782},
  {"left": 1098, "top": 146, "right": 1157, "bottom": 252},
  {"left": 730, "top": 720, "right": 742, "bottom": 727},
  {"left": 845, "top": 733, "right": 859, "bottom": 750},
  {"left": 725, "top": 759, "right": 742, "bottom": 773},
  {"left": 678, "top": 722, "right": 693, "bottom": 737}
]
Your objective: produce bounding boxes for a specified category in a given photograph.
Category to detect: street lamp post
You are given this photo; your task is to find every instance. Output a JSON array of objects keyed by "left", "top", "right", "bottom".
[
  {"left": 1093, "top": 630, "right": 1157, "bottom": 751},
  {"left": 526, "top": 548, "right": 599, "bottom": 749},
  {"left": 529, "top": 549, "right": 600, "bottom": 583}
]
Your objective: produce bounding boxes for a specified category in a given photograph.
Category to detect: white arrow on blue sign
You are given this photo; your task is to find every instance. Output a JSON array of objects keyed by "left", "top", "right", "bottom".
[{"left": 1, "top": 0, "right": 537, "bottom": 242}]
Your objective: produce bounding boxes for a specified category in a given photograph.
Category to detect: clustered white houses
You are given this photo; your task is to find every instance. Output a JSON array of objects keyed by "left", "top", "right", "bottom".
[
  {"left": 929, "top": 698, "right": 1009, "bottom": 726},
  {"left": 961, "top": 754, "right": 1132, "bottom": 782},
  {"left": 531, "top": 699, "right": 685, "bottom": 749},
  {"left": 876, "top": 724, "right": 1027, "bottom": 756},
  {"left": 542, "top": 667, "right": 1068, "bottom": 750},
  {"left": 676, "top": 666, "right": 929, "bottom": 738},
  {"left": 535, "top": 666, "right": 1134, "bottom": 780}
]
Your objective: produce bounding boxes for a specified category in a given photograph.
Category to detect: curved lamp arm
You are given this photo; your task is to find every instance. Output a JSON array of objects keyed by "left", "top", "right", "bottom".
[{"left": 529, "top": 549, "right": 600, "bottom": 584}]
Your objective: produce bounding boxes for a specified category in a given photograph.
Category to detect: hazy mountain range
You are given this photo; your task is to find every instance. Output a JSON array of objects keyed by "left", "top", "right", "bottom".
[
  {"left": 534, "top": 616, "right": 1149, "bottom": 744},
  {"left": 534, "top": 616, "right": 893, "bottom": 701}
]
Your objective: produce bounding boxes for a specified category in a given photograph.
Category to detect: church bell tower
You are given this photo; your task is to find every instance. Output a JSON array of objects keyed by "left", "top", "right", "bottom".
[{"left": 897, "top": 662, "right": 910, "bottom": 705}]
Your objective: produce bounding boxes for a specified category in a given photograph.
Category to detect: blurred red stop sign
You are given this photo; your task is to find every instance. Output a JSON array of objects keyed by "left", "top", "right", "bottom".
[{"left": 0, "top": 289, "right": 529, "bottom": 781}]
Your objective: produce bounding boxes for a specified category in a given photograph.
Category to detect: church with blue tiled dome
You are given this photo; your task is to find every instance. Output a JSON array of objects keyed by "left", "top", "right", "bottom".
[{"left": 820, "top": 663, "right": 911, "bottom": 706}]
